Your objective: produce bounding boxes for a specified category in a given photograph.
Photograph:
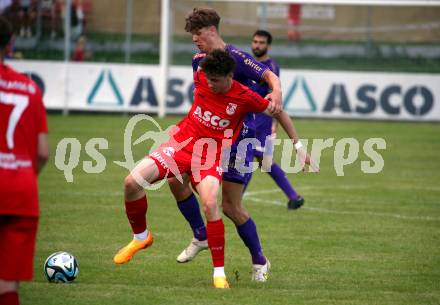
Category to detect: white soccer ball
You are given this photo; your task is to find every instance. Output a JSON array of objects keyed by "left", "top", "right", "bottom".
[{"left": 44, "top": 251, "right": 79, "bottom": 283}]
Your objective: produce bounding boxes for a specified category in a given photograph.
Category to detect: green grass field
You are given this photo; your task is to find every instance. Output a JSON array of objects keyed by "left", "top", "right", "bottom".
[{"left": 21, "top": 114, "right": 440, "bottom": 305}]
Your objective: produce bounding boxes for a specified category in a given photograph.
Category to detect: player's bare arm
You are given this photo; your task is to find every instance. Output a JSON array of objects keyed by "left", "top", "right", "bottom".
[
  {"left": 262, "top": 70, "right": 282, "bottom": 115},
  {"left": 264, "top": 106, "right": 319, "bottom": 172}
]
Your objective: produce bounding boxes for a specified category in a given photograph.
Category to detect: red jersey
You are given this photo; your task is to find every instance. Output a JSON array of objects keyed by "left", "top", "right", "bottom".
[
  {"left": 149, "top": 71, "right": 269, "bottom": 185},
  {"left": 173, "top": 71, "right": 269, "bottom": 156},
  {"left": 0, "top": 63, "right": 48, "bottom": 217}
]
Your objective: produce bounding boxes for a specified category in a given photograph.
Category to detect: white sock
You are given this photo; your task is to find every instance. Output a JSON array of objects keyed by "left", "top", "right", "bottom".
[
  {"left": 213, "top": 267, "right": 226, "bottom": 278},
  {"left": 133, "top": 229, "right": 148, "bottom": 241}
]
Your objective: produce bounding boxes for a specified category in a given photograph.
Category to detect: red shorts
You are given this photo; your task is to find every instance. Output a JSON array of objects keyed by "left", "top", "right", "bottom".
[
  {"left": 0, "top": 216, "right": 38, "bottom": 281},
  {"left": 149, "top": 140, "right": 223, "bottom": 187}
]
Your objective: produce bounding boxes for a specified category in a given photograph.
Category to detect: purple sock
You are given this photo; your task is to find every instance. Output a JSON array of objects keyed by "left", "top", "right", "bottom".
[
  {"left": 268, "top": 163, "right": 298, "bottom": 200},
  {"left": 177, "top": 193, "right": 207, "bottom": 241},
  {"left": 236, "top": 218, "right": 266, "bottom": 265}
]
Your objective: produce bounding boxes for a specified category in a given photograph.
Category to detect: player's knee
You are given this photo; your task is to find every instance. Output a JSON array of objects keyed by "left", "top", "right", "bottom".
[
  {"left": 167, "top": 176, "right": 180, "bottom": 188},
  {"left": 168, "top": 177, "right": 192, "bottom": 200},
  {"left": 124, "top": 174, "right": 141, "bottom": 194},
  {"left": 222, "top": 201, "right": 247, "bottom": 223},
  {"left": 202, "top": 199, "right": 216, "bottom": 212},
  {"left": 201, "top": 199, "right": 218, "bottom": 220},
  {"left": 221, "top": 201, "right": 234, "bottom": 218}
]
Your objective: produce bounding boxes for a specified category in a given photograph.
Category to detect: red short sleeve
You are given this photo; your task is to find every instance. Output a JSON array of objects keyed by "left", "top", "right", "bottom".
[{"left": 245, "top": 89, "right": 269, "bottom": 113}]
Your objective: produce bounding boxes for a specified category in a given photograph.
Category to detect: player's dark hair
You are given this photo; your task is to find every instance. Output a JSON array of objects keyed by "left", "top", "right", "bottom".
[
  {"left": 0, "top": 17, "right": 12, "bottom": 50},
  {"left": 185, "top": 8, "right": 220, "bottom": 32},
  {"left": 200, "top": 49, "right": 236, "bottom": 76},
  {"left": 253, "top": 29, "right": 272, "bottom": 45}
]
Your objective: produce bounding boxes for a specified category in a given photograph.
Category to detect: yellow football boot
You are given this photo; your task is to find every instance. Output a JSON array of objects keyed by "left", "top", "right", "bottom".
[
  {"left": 113, "top": 232, "right": 154, "bottom": 264},
  {"left": 213, "top": 276, "right": 230, "bottom": 289}
]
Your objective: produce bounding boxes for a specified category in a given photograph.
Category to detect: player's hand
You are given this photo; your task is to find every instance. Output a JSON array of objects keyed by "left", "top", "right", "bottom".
[
  {"left": 296, "top": 146, "right": 320, "bottom": 173},
  {"left": 265, "top": 90, "right": 282, "bottom": 115}
]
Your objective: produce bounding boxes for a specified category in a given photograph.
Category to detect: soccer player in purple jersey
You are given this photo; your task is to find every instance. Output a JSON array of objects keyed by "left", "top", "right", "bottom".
[
  {"left": 246, "top": 30, "right": 305, "bottom": 210},
  {"left": 167, "top": 8, "right": 317, "bottom": 282}
]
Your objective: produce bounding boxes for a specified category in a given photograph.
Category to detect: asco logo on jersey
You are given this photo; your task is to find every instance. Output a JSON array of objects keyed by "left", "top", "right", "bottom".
[
  {"left": 284, "top": 75, "right": 436, "bottom": 119},
  {"left": 193, "top": 105, "right": 230, "bottom": 128}
]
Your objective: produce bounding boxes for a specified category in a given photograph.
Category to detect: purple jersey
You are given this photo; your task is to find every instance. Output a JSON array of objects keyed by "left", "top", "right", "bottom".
[
  {"left": 249, "top": 58, "right": 280, "bottom": 97},
  {"left": 192, "top": 44, "right": 269, "bottom": 130},
  {"left": 191, "top": 44, "right": 268, "bottom": 83},
  {"left": 252, "top": 58, "right": 280, "bottom": 132}
]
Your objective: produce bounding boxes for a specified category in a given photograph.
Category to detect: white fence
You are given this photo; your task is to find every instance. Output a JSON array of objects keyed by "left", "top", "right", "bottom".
[{"left": 8, "top": 60, "right": 440, "bottom": 121}]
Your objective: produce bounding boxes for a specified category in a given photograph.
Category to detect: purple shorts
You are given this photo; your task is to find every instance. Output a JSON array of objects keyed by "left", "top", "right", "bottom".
[{"left": 222, "top": 123, "right": 257, "bottom": 185}]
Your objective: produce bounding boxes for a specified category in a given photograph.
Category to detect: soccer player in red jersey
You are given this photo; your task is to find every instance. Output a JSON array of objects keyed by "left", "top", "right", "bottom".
[
  {"left": 170, "top": 8, "right": 319, "bottom": 282},
  {"left": 171, "top": 8, "right": 282, "bottom": 275},
  {"left": 0, "top": 17, "right": 49, "bottom": 305},
  {"left": 113, "top": 49, "right": 314, "bottom": 289}
]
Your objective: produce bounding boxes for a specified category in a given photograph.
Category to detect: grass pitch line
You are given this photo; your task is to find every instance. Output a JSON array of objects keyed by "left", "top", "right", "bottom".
[
  {"left": 244, "top": 189, "right": 281, "bottom": 197},
  {"left": 303, "top": 206, "right": 440, "bottom": 222},
  {"left": 41, "top": 189, "right": 439, "bottom": 221},
  {"left": 245, "top": 190, "right": 440, "bottom": 222}
]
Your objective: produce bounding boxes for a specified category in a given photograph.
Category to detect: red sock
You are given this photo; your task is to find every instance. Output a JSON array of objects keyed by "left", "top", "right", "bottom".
[
  {"left": 125, "top": 195, "right": 148, "bottom": 234},
  {"left": 207, "top": 219, "right": 225, "bottom": 268},
  {"left": 0, "top": 291, "right": 19, "bottom": 305}
]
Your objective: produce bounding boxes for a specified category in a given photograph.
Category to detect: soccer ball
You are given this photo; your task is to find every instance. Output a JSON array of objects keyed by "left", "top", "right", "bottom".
[{"left": 44, "top": 251, "right": 79, "bottom": 283}]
